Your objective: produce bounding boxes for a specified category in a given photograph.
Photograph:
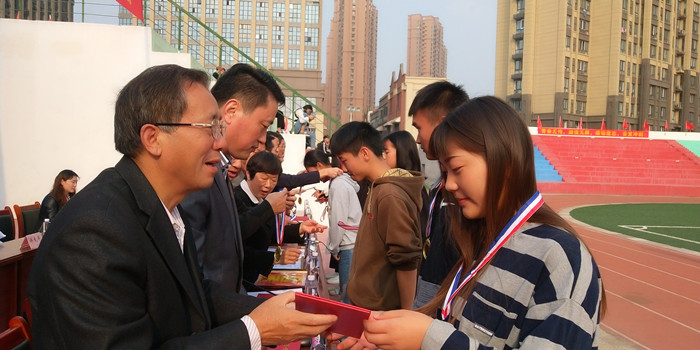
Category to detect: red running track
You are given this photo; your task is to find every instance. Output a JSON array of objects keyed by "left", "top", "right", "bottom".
[{"left": 545, "top": 194, "right": 700, "bottom": 349}]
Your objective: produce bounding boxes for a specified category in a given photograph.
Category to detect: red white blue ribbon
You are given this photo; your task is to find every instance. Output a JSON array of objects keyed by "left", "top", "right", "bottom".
[
  {"left": 275, "top": 213, "right": 285, "bottom": 245},
  {"left": 440, "top": 191, "right": 544, "bottom": 320},
  {"left": 425, "top": 180, "right": 445, "bottom": 241}
]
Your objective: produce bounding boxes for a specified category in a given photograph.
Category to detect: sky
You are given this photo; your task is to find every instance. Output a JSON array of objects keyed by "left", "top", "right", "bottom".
[{"left": 76, "top": 0, "right": 497, "bottom": 102}]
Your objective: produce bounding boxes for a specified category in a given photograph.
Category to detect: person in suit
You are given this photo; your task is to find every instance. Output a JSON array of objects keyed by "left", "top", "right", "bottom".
[
  {"left": 27, "top": 64, "right": 335, "bottom": 349},
  {"left": 181, "top": 65, "right": 294, "bottom": 293}
]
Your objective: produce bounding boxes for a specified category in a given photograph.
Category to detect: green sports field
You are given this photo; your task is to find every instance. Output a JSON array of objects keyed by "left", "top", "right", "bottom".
[{"left": 570, "top": 203, "right": 700, "bottom": 253}]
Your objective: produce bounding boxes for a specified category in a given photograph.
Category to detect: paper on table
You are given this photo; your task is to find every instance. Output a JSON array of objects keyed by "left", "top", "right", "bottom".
[{"left": 247, "top": 288, "right": 303, "bottom": 298}]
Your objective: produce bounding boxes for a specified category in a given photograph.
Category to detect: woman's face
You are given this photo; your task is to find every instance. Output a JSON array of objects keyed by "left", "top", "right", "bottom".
[
  {"left": 441, "top": 141, "right": 488, "bottom": 219},
  {"left": 61, "top": 176, "right": 79, "bottom": 194},
  {"left": 383, "top": 140, "right": 397, "bottom": 168}
]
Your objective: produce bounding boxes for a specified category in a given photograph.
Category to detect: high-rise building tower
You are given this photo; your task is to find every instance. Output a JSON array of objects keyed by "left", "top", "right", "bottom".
[
  {"left": 323, "top": 0, "right": 377, "bottom": 125},
  {"left": 495, "top": 0, "right": 700, "bottom": 131},
  {"left": 406, "top": 14, "right": 447, "bottom": 78},
  {"left": 2, "top": 0, "right": 74, "bottom": 21},
  {"left": 119, "top": 0, "right": 324, "bottom": 117}
]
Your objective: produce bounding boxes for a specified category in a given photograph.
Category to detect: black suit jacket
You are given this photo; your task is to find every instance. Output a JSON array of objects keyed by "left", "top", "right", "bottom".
[
  {"left": 181, "top": 166, "right": 245, "bottom": 293},
  {"left": 28, "top": 157, "right": 262, "bottom": 349}
]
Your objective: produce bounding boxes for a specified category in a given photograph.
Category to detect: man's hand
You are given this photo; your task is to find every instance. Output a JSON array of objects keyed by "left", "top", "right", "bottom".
[
  {"left": 326, "top": 330, "right": 378, "bottom": 350},
  {"left": 280, "top": 247, "right": 302, "bottom": 265},
  {"left": 319, "top": 167, "right": 343, "bottom": 181},
  {"left": 265, "top": 189, "right": 289, "bottom": 214},
  {"left": 285, "top": 192, "right": 296, "bottom": 211},
  {"left": 249, "top": 292, "right": 337, "bottom": 345},
  {"left": 300, "top": 220, "right": 327, "bottom": 234}
]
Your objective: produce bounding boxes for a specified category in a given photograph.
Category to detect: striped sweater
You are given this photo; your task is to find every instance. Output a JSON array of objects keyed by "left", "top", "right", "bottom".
[{"left": 421, "top": 223, "right": 602, "bottom": 350}]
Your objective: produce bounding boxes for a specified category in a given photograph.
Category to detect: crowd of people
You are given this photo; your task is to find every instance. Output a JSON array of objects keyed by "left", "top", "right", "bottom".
[{"left": 27, "top": 63, "right": 605, "bottom": 350}]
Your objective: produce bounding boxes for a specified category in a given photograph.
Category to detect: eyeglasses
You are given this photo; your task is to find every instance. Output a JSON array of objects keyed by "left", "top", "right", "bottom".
[{"left": 154, "top": 119, "right": 226, "bottom": 140}]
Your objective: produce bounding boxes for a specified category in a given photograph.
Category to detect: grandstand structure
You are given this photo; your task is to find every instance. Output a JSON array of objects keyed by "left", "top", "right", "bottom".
[{"left": 532, "top": 129, "right": 700, "bottom": 197}]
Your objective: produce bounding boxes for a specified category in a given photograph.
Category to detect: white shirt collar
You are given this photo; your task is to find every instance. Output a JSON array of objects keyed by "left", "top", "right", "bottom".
[
  {"left": 240, "top": 180, "right": 262, "bottom": 204},
  {"left": 161, "top": 201, "right": 185, "bottom": 253}
]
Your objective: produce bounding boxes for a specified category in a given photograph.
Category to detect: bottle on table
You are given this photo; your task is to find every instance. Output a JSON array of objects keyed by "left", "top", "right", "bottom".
[
  {"left": 39, "top": 218, "right": 50, "bottom": 234},
  {"left": 304, "top": 274, "right": 319, "bottom": 296}
]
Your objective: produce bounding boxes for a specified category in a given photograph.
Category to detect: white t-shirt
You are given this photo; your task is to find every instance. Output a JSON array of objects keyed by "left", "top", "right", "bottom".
[{"left": 295, "top": 108, "right": 309, "bottom": 124}]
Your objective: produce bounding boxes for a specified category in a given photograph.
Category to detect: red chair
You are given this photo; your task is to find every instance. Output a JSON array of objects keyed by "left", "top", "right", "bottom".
[
  {"left": 0, "top": 316, "right": 31, "bottom": 349},
  {"left": 0, "top": 206, "right": 16, "bottom": 241},
  {"left": 13, "top": 202, "right": 40, "bottom": 238}
]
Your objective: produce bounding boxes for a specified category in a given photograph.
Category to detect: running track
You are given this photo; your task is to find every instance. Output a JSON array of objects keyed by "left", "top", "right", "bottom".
[{"left": 545, "top": 194, "right": 700, "bottom": 349}]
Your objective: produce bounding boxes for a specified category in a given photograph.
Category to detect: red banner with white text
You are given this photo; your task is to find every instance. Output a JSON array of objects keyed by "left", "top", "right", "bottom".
[
  {"left": 117, "top": 0, "right": 144, "bottom": 21},
  {"left": 537, "top": 127, "right": 649, "bottom": 138}
]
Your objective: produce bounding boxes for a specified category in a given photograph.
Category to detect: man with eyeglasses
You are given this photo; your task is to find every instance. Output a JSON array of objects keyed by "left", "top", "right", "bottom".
[{"left": 28, "top": 64, "right": 336, "bottom": 349}]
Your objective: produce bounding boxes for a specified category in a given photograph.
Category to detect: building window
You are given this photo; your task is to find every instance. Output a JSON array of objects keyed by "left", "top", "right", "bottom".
[
  {"left": 304, "top": 50, "right": 318, "bottom": 69},
  {"left": 563, "top": 98, "right": 569, "bottom": 111},
  {"left": 254, "top": 47, "right": 267, "bottom": 65},
  {"left": 513, "top": 100, "right": 522, "bottom": 112},
  {"left": 619, "top": 81, "right": 625, "bottom": 94},
  {"left": 651, "top": 25, "right": 658, "bottom": 39},
  {"left": 577, "top": 80, "right": 587, "bottom": 94},
  {"left": 288, "top": 49, "right": 300, "bottom": 68},
  {"left": 239, "top": 1, "right": 252, "bottom": 20},
  {"left": 272, "top": 25, "right": 284, "bottom": 44},
  {"left": 289, "top": 4, "right": 301, "bottom": 22},
  {"left": 221, "top": 46, "right": 234, "bottom": 65},
  {"left": 691, "top": 94, "right": 695, "bottom": 104},
  {"left": 256, "top": 2, "right": 269, "bottom": 21},
  {"left": 650, "top": 44, "right": 657, "bottom": 58},
  {"left": 576, "top": 101, "right": 587, "bottom": 114},
  {"left": 223, "top": 0, "right": 235, "bottom": 18},
  {"left": 565, "top": 36, "right": 571, "bottom": 50},
  {"left": 578, "top": 39, "right": 588, "bottom": 54},
  {"left": 648, "top": 105, "right": 655, "bottom": 116},
  {"left": 222, "top": 23, "right": 235, "bottom": 41},
  {"left": 664, "top": 29, "right": 670, "bottom": 44},
  {"left": 567, "top": 15, "right": 572, "bottom": 29},
  {"left": 620, "top": 60, "right": 626, "bottom": 72},
  {"left": 189, "top": 21, "right": 200, "bottom": 40},
  {"left": 514, "top": 79, "right": 522, "bottom": 93},
  {"left": 271, "top": 48, "right": 284, "bottom": 68},
  {"left": 256, "top": 25, "right": 268, "bottom": 43},
  {"left": 517, "top": 0, "right": 525, "bottom": 12},
  {"left": 632, "top": 63, "right": 637, "bottom": 75},
  {"left": 565, "top": 56, "right": 570, "bottom": 70},
  {"left": 660, "top": 107, "right": 666, "bottom": 118},
  {"left": 239, "top": 47, "right": 251, "bottom": 64},
  {"left": 621, "top": 39, "right": 626, "bottom": 53},
  {"left": 580, "top": 19, "right": 589, "bottom": 32},
  {"left": 693, "top": 40, "right": 698, "bottom": 53},
  {"left": 305, "top": 27, "right": 319, "bottom": 46},
  {"left": 692, "top": 58, "right": 697, "bottom": 69},
  {"left": 660, "top": 87, "right": 667, "bottom": 99},
  {"left": 239, "top": 24, "right": 251, "bottom": 42},
  {"left": 188, "top": 44, "right": 200, "bottom": 61},
  {"left": 305, "top": 4, "right": 320, "bottom": 24},
  {"left": 694, "top": 21, "right": 699, "bottom": 34},
  {"left": 650, "top": 65, "right": 656, "bottom": 78},
  {"left": 663, "top": 48, "right": 669, "bottom": 62},
  {"left": 564, "top": 77, "right": 570, "bottom": 92},
  {"left": 618, "top": 102, "right": 624, "bottom": 115},
  {"left": 273, "top": 2, "right": 285, "bottom": 21},
  {"left": 578, "top": 60, "right": 588, "bottom": 73},
  {"left": 288, "top": 26, "right": 301, "bottom": 45},
  {"left": 515, "top": 59, "right": 522, "bottom": 73},
  {"left": 204, "top": 45, "right": 217, "bottom": 64}
]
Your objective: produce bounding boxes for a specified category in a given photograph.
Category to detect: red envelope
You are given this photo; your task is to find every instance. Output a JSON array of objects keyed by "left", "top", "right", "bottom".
[{"left": 294, "top": 292, "right": 370, "bottom": 338}]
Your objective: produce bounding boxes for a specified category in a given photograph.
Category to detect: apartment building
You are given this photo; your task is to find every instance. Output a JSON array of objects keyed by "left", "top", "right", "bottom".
[
  {"left": 2, "top": 0, "right": 73, "bottom": 21},
  {"left": 406, "top": 14, "right": 447, "bottom": 78},
  {"left": 495, "top": 0, "right": 700, "bottom": 131}
]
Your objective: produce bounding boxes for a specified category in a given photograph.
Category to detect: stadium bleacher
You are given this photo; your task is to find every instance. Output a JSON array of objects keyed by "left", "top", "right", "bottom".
[{"left": 532, "top": 135, "right": 700, "bottom": 196}]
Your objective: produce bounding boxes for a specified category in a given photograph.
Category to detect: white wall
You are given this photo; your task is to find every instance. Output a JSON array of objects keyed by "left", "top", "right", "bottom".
[{"left": 0, "top": 19, "right": 192, "bottom": 206}]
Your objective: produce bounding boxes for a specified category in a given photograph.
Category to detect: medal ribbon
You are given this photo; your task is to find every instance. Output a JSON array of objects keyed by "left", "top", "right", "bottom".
[
  {"left": 425, "top": 180, "right": 445, "bottom": 241},
  {"left": 440, "top": 191, "right": 544, "bottom": 320},
  {"left": 275, "top": 213, "right": 285, "bottom": 246}
]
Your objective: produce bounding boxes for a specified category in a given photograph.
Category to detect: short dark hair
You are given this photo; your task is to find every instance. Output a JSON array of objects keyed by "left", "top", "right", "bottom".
[
  {"left": 114, "top": 65, "right": 210, "bottom": 157},
  {"left": 266, "top": 131, "right": 283, "bottom": 151},
  {"left": 246, "top": 151, "right": 282, "bottom": 179},
  {"left": 303, "top": 104, "right": 313, "bottom": 112},
  {"left": 408, "top": 81, "right": 469, "bottom": 123},
  {"left": 330, "top": 121, "right": 382, "bottom": 157},
  {"left": 211, "top": 63, "right": 285, "bottom": 111},
  {"left": 384, "top": 130, "right": 421, "bottom": 172},
  {"left": 303, "top": 149, "right": 331, "bottom": 168}
]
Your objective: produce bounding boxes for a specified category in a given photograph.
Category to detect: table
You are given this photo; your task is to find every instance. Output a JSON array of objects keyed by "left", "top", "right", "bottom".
[{"left": 0, "top": 238, "right": 37, "bottom": 327}]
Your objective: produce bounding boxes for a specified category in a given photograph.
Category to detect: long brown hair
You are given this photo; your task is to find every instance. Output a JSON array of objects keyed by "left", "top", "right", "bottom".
[
  {"left": 420, "top": 96, "right": 605, "bottom": 319},
  {"left": 49, "top": 169, "right": 79, "bottom": 207}
]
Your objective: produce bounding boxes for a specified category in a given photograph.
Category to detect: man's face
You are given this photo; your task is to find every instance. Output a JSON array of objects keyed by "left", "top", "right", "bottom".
[
  {"left": 323, "top": 137, "right": 330, "bottom": 146},
  {"left": 269, "top": 137, "right": 280, "bottom": 154},
  {"left": 246, "top": 171, "right": 279, "bottom": 200},
  {"left": 412, "top": 110, "right": 441, "bottom": 160},
  {"left": 223, "top": 94, "right": 278, "bottom": 160},
  {"left": 336, "top": 151, "right": 367, "bottom": 182},
  {"left": 160, "top": 83, "right": 223, "bottom": 193}
]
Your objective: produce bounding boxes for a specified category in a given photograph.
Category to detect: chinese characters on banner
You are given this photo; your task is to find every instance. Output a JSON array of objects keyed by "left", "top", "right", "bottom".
[{"left": 537, "top": 127, "right": 649, "bottom": 138}]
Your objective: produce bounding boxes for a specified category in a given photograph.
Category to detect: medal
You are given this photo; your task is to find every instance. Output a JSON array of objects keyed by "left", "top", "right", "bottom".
[
  {"left": 422, "top": 238, "right": 431, "bottom": 259},
  {"left": 440, "top": 191, "right": 544, "bottom": 320}
]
